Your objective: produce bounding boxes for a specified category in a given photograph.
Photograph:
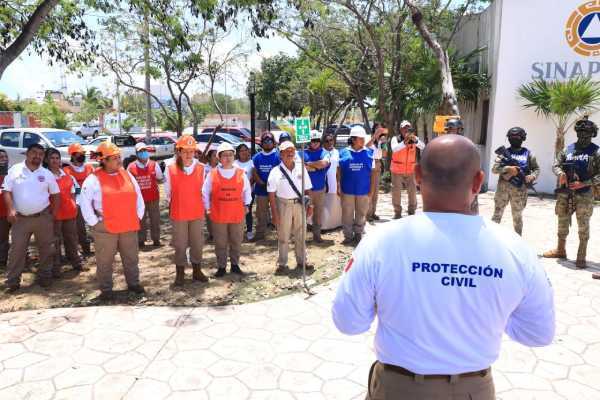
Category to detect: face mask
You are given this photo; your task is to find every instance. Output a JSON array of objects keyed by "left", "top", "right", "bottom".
[
  {"left": 75, "top": 155, "right": 85, "bottom": 163},
  {"left": 138, "top": 151, "right": 149, "bottom": 160},
  {"left": 577, "top": 132, "right": 593, "bottom": 147},
  {"left": 508, "top": 138, "right": 523, "bottom": 148}
]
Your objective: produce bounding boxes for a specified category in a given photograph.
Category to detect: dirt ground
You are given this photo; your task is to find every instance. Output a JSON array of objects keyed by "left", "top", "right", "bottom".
[{"left": 0, "top": 200, "right": 355, "bottom": 313}]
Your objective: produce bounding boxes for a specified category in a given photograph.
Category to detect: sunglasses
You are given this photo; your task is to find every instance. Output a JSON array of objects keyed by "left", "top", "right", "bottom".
[{"left": 262, "top": 138, "right": 274, "bottom": 144}]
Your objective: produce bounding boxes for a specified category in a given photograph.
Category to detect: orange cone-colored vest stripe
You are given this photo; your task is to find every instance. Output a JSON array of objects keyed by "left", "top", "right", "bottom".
[
  {"left": 55, "top": 174, "right": 78, "bottom": 221},
  {"left": 209, "top": 168, "right": 245, "bottom": 224},
  {"left": 64, "top": 164, "right": 94, "bottom": 187},
  {"left": 168, "top": 163, "right": 205, "bottom": 221},
  {"left": 127, "top": 161, "right": 160, "bottom": 203},
  {"left": 391, "top": 145, "right": 417, "bottom": 175},
  {"left": 96, "top": 168, "right": 140, "bottom": 233}
]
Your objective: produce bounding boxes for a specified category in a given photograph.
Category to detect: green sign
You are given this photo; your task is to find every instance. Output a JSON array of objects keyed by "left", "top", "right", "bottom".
[{"left": 295, "top": 117, "right": 311, "bottom": 143}]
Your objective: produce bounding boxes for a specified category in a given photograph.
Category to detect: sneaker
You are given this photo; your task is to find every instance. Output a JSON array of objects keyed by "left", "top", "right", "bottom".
[
  {"left": 274, "top": 265, "right": 288, "bottom": 275},
  {"left": 153, "top": 240, "right": 162, "bottom": 247},
  {"left": 372, "top": 215, "right": 380, "bottom": 221},
  {"left": 98, "top": 290, "right": 114, "bottom": 301},
  {"left": 231, "top": 264, "right": 244, "bottom": 275},
  {"left": 128, "top": 285, "right": 146, "bottom": 294},
  {"left": 246, "top": 231, "right": 255, "bottom": 241},
  {"left": 296, "top": 263, "right": 315, "bottom": 272},
  {"left": 214, "top": 268, "right": 227, "bottom": 278}
]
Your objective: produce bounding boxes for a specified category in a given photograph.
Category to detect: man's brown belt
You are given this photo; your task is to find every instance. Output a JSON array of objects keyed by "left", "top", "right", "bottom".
[{"left": 382, "top": 363, "right": 490, "bottom": 380}]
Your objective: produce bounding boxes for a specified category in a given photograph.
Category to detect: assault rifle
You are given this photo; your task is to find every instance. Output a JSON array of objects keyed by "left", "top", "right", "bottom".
[
  {"left": 494, "top": 146, "right": 540, "bottom": 197},
  {"left": 555, "top": 161, "right": 580, "bottom": 219}
]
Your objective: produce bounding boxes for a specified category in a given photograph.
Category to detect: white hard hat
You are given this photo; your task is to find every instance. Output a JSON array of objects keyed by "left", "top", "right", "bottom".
[
  {"left": 400, "top": 120, "right": 412, "bottom": 128},
  {"left": 349, "top": 126, "right": 367, "bottom": 138},
  {"left": 310, "top": 130, "right": 322, "bottom": 140},
  {"left": 216, "top": 142, "right": 235, "bottom": 156},
  {"left": 135, "top": 142, "right": 149, "bottom": 152},
  {"left": 279, "top": 141, "right": 295, "bottom": 152}
]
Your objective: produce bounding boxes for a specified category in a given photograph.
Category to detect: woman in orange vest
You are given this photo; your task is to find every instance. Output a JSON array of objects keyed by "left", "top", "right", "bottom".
[
  {"left": 202, "top": 143, "right": 252, "bottom": 277},
  {"left": 79, "top": 142, "right": 146, "bottom": 301},
  {"left": 45, "top": 148, "right": 84, "bottom": 276},
  {"left": 0, "top": 149, "right": 10, "bottom": 267},
  {"left": 165, "top": 135, "right": 209, "bottom": 286},
  {"left": 64, "top": 143, "right": 94, "bottom": 256}
]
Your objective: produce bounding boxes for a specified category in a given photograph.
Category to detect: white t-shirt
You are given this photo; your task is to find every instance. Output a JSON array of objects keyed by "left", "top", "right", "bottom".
[
  {"left": 332, "top": 213, "right": 555, "bottom": 375},
  {"left": 267, "top": 162, "right": 312, "bottom": 199},
  {"left": 234, "top": 159, "right": 254, "bottom": 182},
  {"left": 2, "top": 162, "right": 60, "bottom": 215},
  {"left": 324, "top": 148, "right": 339, "bottom": 194}
]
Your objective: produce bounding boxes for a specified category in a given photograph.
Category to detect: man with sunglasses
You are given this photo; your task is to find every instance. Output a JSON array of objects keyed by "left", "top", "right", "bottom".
[
  {"left": 252, "top": 131, "right": 280, "bottom": 241},
  {"left": 303, "top": 130, "right": 330, "bottom": 242}
]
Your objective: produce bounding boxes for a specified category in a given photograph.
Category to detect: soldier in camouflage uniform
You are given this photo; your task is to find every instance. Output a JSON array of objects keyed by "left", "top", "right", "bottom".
[
  {"left": 491, "top": 127, "right": 540, "bottom": 235},
  {"left": 543, "top": 118, "right": 600, "bottom": 268}
]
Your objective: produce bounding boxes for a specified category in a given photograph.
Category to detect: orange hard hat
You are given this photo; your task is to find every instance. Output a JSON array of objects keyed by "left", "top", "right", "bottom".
[
  {"left": 68, "top": 143, "right": 85, "bottom": 155},
  {"left": 96, "top": 142, "right": 121, "bottom": 159},
  {"left": 176, "top": 135, "right": 197, "bottom": 150}
]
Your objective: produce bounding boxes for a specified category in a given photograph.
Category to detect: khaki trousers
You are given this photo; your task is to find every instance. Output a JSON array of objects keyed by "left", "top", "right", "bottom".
[
  {"left": 75, "top": 207, "right": 89, "bottom": 250},
  {"left": 0, "top": 217, "right": 10, "bottom": 265},
  {"left": 171, "top": 218, "right": 205, "bottom": 266},
  {"left": 255, "top": 195, "right": 270, "bottom": 236},
  {"left": 212, "top": 222, "right": 244, "bottom": 268},
  {"left": 6, "top": 209, "right": 55, "bottom": 287},
  {"left": 310, "top": 190, "right": 326, "bottom": 230},
  {"left": 53, "top": 218, "right": 81, "bottom": 269},
  {"left": 139, "top": 200, "right": 161, "bottom": 243},
  {"left": 341, "top": 194, "right": 370, "bottom": 240},
  {"left": 276, "top": 198, "right": 306, "bottom": 267},
  {"left": 392, "top": 173, "right": 417, "bottom": 216},
  {"left": 92, "top": 221, "right": 140, "bottom": 292},
  {"left": 368, "top": 160, "right": 382, "bottom": 218},
  {"left": 367, "top": 362, "right": 495, "bottom": 400}
]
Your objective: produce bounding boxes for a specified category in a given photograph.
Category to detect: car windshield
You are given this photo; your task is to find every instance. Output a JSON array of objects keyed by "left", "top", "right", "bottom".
[
  {"left": 194, "top": 133, "right": 243, "bottom": 144},
  {"left": 44, "top": 131, "right": 85, "bottom": 147}
]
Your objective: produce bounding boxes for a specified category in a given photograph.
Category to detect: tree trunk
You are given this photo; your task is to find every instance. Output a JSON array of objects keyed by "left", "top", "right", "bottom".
[
  {"left": 357, "top": 98, "right": 370, "bottom": 132},
  {"left": 0, "top": 0, "right": 60, "bottom": 79},
  {"left": 405, "top": 0, "right": 460, "bottom": 117},
  {"left": 555, "top": 127, "right": 565, "bottom": 159}
]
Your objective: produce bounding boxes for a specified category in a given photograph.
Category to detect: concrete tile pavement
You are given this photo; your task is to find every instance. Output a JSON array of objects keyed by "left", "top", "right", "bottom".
[{"left": 0, "top": 192, "right": 599, "bottom": 399}]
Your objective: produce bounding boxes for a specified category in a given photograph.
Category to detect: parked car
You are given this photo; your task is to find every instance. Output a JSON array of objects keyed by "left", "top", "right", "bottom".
[
  {"left": 324, "top": 124, "right": 352, "bottom": 148},
  {"left": 142, "top": 135, "right": 176, "bottom": 160},
  {"left": 192, "top": 132, "right": 252, "bottom": 153},
  {"left": 0, "top": 128, "right": 85, "bottom": 167},
  {"left": 197, "top": 126, "right": 261, "bottom": 145},
  {"left": 83, "top": 135, "right": 138, "bottom": 166},
  {"left": 71, "top": 123, "right": 101, "bottom": 139}
]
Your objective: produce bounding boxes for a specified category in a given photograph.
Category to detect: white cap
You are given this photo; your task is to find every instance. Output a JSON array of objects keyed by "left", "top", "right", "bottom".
[
  {"left": 349, "top": 126, "right": 367, "bottom": 138},
  {"left": 216, "top": 142, "right": 235, "bottom": 156},
  {"left": 310, "top": 130, "right": 322, "bottom": 140},
  {"left": 279, "top": 141, "right": 295, "bottom": 152},
  {"left": 135, "top": 142, "right": 149, "bottom": 152},
  {"left": 400, "top": 120, "right": 412, "bottom": 128}
]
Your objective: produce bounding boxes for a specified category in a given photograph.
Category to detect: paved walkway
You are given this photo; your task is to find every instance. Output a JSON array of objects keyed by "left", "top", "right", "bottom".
[{"left": 1, "top": 192, "right": 600, "bottom": 399}]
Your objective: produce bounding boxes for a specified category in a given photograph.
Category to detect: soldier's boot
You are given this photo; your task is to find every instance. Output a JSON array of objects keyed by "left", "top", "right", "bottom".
[
  {"left": 174, "top": 265, "right": 185, "bottom": 287},
  {"left": 313, "top": 225, "right": 323, "bottom": 243},
  {"left": 576, "top": 241, "right": 588, "bottom": 269},
  {"left": 192, "top": 264, "right": 208, "bottom": 282},
  {"left": 542, "top": 237, "right": 567, "bottom": 259}
]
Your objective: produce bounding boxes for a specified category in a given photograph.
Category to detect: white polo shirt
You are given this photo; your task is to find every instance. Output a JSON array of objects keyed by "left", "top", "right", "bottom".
[
  {"left": 332, "top": 213, "right": 555, "bottom": 375},
  {"left": 2, "top": 162, "right": 60, "bottom": 215},
  {"left": 202, "top": 166, "right": 253, "bottom": 211},
  {"left": 267, "top": 162, "right": 312, "bottom": 199},
  {"left": 79, "top": 170, "right": 145, "bottom": 227},
  {"left": 324, "top": 148, "right": 339, "bottom": 194}
]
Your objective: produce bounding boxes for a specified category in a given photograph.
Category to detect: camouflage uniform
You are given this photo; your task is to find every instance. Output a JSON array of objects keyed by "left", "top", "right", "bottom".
[{"left": 491, "top": 150, "right": 540, "bottom": 235}]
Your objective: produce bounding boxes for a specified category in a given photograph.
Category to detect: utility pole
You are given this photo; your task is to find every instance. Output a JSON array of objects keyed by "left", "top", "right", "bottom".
[{"left": 143, "top": 8, "right": 152, "bottom": 142}]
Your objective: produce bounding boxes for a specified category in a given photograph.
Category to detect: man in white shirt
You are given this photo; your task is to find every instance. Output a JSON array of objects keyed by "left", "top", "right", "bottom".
[
  {"left": 3, "top": 144, "right": 60, "bottom": 292},
  {"left": 268, "top": 141, "right": 314, "bottom": 275},
  {"left": 332, "top": 135, "right": 555, "bottom": 399},
  {"left": 366, "top": 125, "right": 388, "bottom": 221}
]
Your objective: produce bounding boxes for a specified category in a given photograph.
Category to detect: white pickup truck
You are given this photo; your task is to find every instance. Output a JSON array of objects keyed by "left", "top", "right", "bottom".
[
  {"left": 72, "top": 123, "right": 101, "bottom": 139},
  {"left": 83, "top": 135, "right": 138, "bottom": 167}
]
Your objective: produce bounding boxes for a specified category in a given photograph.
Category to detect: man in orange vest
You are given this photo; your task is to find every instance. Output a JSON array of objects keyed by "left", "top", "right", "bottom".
[
  {"left": 390, "top": 120, "right": 425, "bottom": 219},
  {"left": 64, "top": 143, "right": 94, "bottom": 256},
  {"left": 203, "top": 143, "right": 252, "bottom": 277},
  {"left": 127, "top": 142, "right": 164, "bottom": 248},
  {"left": 79, "top": 142, "right": 146, "bottom": 300}
]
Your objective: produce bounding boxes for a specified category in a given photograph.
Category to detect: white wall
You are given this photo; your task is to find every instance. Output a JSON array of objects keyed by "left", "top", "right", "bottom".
[{"left": 486, "top": 0, "right": 600, "bottom": 194}]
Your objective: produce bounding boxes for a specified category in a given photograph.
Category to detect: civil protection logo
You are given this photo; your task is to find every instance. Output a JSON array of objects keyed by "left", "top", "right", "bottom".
[{"left": 566, "top": 1, "right": 600, "bottom": 56}]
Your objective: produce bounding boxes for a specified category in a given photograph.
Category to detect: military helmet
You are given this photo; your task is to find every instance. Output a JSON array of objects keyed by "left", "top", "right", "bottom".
[
  {"left": 444, "top": 118, "right": 464, "bottom": 133},
  {"left": 574, "top": 118, "right": 598, "bottom": 137},
  {"left": 506, "top": 126, "right": 527, "bottom": 140}
]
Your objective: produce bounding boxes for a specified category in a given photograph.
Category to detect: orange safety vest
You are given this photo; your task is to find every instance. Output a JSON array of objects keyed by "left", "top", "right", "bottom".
[
  {"left": 96, "top": 168, "right": 140, "bottom": 233},
  {"left": 127, "top": 161, "right": 160, "bottom": 203},
  {"left": 55, "top": 174, "right": 78, "bottom": 221},
  {"left": 0, "top": 176, "right": 7, "bottom": 218},
  {"left": 168, "top": 163, "right": 205, "bottom": 221},
  {"left": 209, "top": 168, "right": 245, "bottom": 224},
  {"left": 64, "top": 164, "right": 94, "bottom": 187},
  {"left": 391, "top": 145, "right": 417, "bottom": 175}
]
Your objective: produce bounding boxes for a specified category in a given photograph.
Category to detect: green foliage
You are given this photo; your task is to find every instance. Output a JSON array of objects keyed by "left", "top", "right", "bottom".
[
  {"left": 0, "top": 93, "right": 15, "bottom": 110},
  {"left": 25, "top": 95, "right": 68, "bottom": 129},
  {"left": 122, "top": 117, "right": 135, "bottom": 133},
  {"left": 76, "top": 87, "right": 111, "bottom": 123}
]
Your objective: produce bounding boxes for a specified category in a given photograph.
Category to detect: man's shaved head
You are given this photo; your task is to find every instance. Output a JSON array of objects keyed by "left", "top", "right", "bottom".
[{"left": 416, "top": 135, "right": 483, "bottom": 214}]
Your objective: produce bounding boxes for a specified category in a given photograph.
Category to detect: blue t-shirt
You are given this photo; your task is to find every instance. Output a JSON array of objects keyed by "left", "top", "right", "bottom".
[
  {"left": 303, "top": 148, "right": 329, "bottom": 191},
  {"left": 252, "top": 151, "right": 280, "bottom": 196},
  {"left": 339, "top": 147, "right": 373, "bottom": 195}
]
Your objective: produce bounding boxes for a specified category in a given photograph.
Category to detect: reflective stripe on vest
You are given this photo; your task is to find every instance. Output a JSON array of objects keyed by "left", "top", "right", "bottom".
[
  {"left": 128, "top": 161, "right": 159, "bottom": 203},
  {"left": 55, "top": 175, "right": 78, "bottom": 221},
  {"left": 168, "top": 163, "right": 205, "bottom": 221},
  {"left": 96, "top": 169, "right": 140, "bottom": 233},
  {"left": 64, "top": 164, "right": 94, "bottom": 187},
  {"left": 391, "top": 145, "right": 417, "bottom": 175},
  {"left": 209, "top": 168, "right": 245, "bottom": 224}
]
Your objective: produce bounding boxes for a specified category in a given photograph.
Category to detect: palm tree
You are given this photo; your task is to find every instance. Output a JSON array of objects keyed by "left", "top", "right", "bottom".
[{"left": 518, "top": 77, "right": 600, "bottom": 157}]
